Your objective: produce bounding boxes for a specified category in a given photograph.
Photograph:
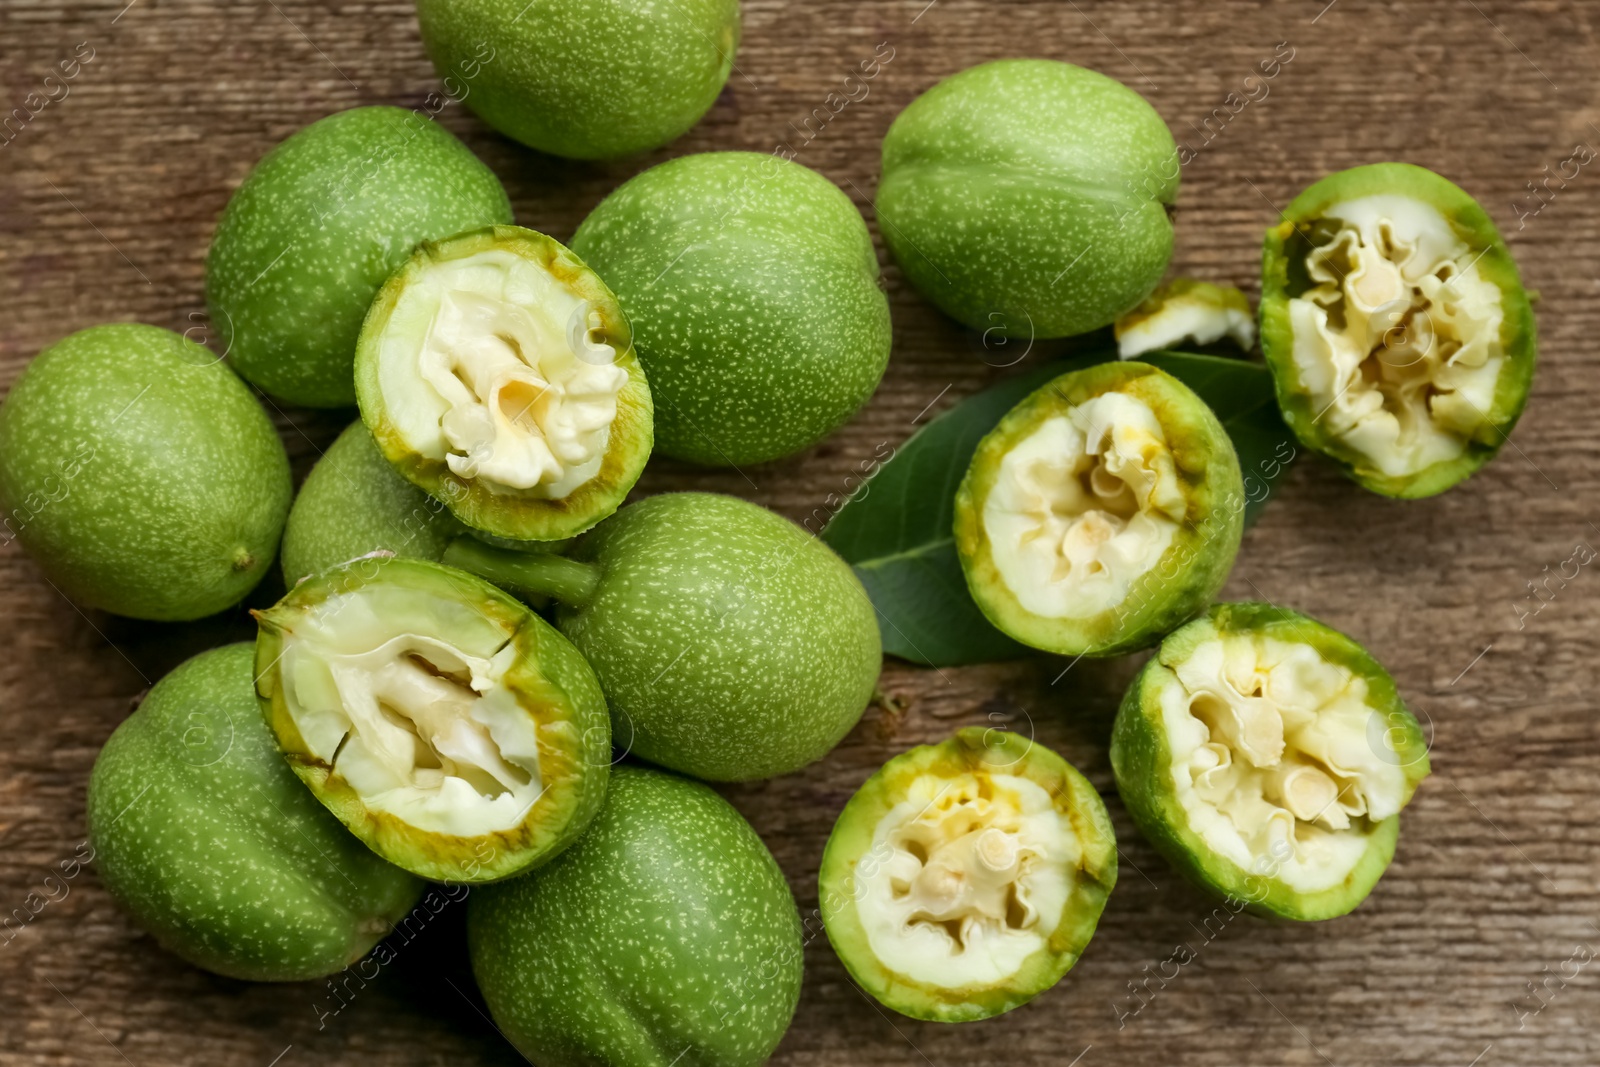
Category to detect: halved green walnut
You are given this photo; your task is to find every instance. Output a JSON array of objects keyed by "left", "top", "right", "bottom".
[
  {"left": 819, "top": 728, "right": 1116, "bottom": 1022},
  {"left": 253, "top": 556, "right": 610, "bottom": 883},
  {"left": 1115, "top": 278, "right": 1255, "bottom": 359},
  {"left": 356, "top": 225, "right": 652, "bottom": 542},
  {"left": 1261, "top": 163, "right": 1536, "bottom": 498},
  {"left": 1110, "top": 603, "right": 1430, "bottom": 920},
  {"left": 954, "top": 362, "right": 1244, "bottom": 658}
]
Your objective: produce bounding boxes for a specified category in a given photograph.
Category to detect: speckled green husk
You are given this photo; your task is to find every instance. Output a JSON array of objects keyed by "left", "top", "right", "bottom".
[
  {"left": 0, "top": 324, "right": 290, "bottom": 621},
  {"left": 87, "top": 644, "right": 423, "bottom": 981},
  {"left": 570, "top": 152, "right": 891, "bottom": 466},
  {"left": 255, "top": 556, "right": 611, "bottom": 883},
  {"left": 954, "top": 362, "right": 1243, "bottom": 657},
  {"left": 469, "top": 766, "right": 802, "bottom": 1067},
  {"left": 1110, "top": 603, "right": 1431, "bottom": 920},
  {"left": 819, "top": 729, "right": 1117, "bottom": 1022},
  {"left": 877, "top": 59, "right": 1178, "bottom": 339},
  {"left": 415, "top": 0, "right": 740, "bottom": 160},
  {"left": 556, "top": 492, "right": 882, "bottom": 781},
  {"left": 205, "top": 106, "right": 512, "bottom": 407},
  {"left": 1260, "top": 163, "right": 1537, "bottom": 498},
  {"left": 281, "top": 420, "right": 466, "bottom": 585}
]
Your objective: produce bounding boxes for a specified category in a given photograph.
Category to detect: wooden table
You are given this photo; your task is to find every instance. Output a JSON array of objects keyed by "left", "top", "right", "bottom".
[{"left": 2, "top": 1, "right": 1596, "bottom": 1064}]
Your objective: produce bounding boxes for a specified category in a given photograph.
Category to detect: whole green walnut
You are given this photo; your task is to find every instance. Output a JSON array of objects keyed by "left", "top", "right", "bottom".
[
  {"left": 87, "top": 644, "right": 424, "bottom": 980},
  {"left": 205, "top": 106, "right": 512, "bottom": 407},
  {"left": 1260, "top": 163, "right": 1537, "bottom": 497},
  {"left": 0, "top": 324, "right": 291, "bottom": 621},
  {"left": 415, "top": 0, "right": 740, "bottom": 160},
  {"left": 570, "top": 151, "right": 891, "bottom": 466},
  {"left": 469, "top": 765, "right": 802, "bottom": 1067},
  {"left": 281, "top": 420, "right": 466, "bottom": 585},
  {"left": 877, "top": 59, "right": 1178, "bottom": 339},
  {"left": 446, "top": 492, "right": 882, "bottom": 781}
]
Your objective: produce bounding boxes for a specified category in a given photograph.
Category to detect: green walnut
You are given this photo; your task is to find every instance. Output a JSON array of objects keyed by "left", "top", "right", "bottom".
[
  {"left": 446, "top": 492, "right": 881, "bottom": 781},
  {"left": 254, "top": 556, "right": 610, "bottom": 883},
  {"left": 1260, "top": 163, "right": 1537, "bottom": 498},
  {"left": 416, "top": 0, "right": 739, "bottom": 160},
  {"left": 0, "top": 324, "right": 290, "bottom": 621},
  {"left": 1110, "top": 603, "right": 1431, "bottom": 921},
  {"left": 955, "top": 361, "right": 1243, "bottom": 658},
  {"left": 88, "top": 644, "right": 423, "bottom": 981},
  {"left": 877, "top": 59, "right": 1178, "bottom": 339},
  {"left": 819, "top": 728, "right": 1116, "bottom": 1022},
  {"left": 206, "top": 106, "right": 513, "bottom": 407},
  {"left": 469, "top": 765, "right": 801, "bottom": 1067},
  {"left": 570, "top": 151, "right": 891, "bottom": 466},
  {"left": 281, "top": 420, "right": 466, "bottom": 585},
  {"left": 356, "top": 225, "right": 652, "bottom": 543}
]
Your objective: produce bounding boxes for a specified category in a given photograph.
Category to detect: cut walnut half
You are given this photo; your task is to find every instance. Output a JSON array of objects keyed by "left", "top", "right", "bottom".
[
  {"left": 1262, "top": 164, "right": 1535, "bottom": 498},
  {"left": 254, "top": 556, "right": 610, "bottom": 882},
  {"left": 820, "top": 729, "right": 1115, "bottom": 1022},
  {"left": 956, "top": 362, "right": 1243, "bottom": 657},
  {"left": 1111, "top": 603, "right": 1430, "bottom": 920},
  {"left": 357, "top": 226, "right": 653, "bottom": 542}
]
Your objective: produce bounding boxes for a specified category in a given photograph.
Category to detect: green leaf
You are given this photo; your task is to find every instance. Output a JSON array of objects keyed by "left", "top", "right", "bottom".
[{"left": 824, "top": 350, "right": 1294, "bottom": 667}]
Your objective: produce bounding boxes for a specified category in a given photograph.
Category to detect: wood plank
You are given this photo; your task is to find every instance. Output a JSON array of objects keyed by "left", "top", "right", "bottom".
[{"left": 1, "top": 1, "right": 1596, "bottom": 1064}]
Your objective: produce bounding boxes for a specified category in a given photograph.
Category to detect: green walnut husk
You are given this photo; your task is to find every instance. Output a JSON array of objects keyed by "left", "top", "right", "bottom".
[
  {"left": 415, "top": 0, "right": 740, "bottom": 160},
  {"left": 955, "top": 361, "right": 1244, "bottom": 658},
  {"left": 570, "top": 151, "right": 891, "bottom": 466},
  {"left": 877, "top": 59, "right": 1178, "bottom": 339},
  {"left": 446, "top": 491, "right": 882, "bottom": 782},
  {"left": 88, "top": 644, "right": 424, "bottom": 981},
  {"left": 819, "top": 728, "right": 1116, "bottom": 1022},
  {"left": 0, "top": 323, "right": 290, "bottom": 621},
  {"left": 254, "top": 556, "right": 610, "bottom": 883},
  {"left": 205, "top": 106, "right": 513, "bottom": 407},
  {"left": 1260, "top": 162, "right": 1537, "bottom": 498},
  {"left": 469, "top": 765, "right": 802, "bottom": 1067},
  {"left": 281, "top": 420, "right": 467, "bottom": 586},
  {"left": 1110, "top": 603, "right": 1431, "bottom": 921},
  {"left": 356, "top": 225, "right": 652, "bottom": 543}
]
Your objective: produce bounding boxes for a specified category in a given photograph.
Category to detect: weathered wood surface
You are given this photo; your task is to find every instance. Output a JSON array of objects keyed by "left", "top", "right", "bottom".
[{"left": 2, "top": 0, "right": 1598, "bottom": 1064}]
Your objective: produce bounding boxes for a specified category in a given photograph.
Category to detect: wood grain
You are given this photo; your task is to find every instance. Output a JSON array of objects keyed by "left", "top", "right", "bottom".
[{"left": 2, "top": 1, "right": 1598, "bottom": 1065}]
